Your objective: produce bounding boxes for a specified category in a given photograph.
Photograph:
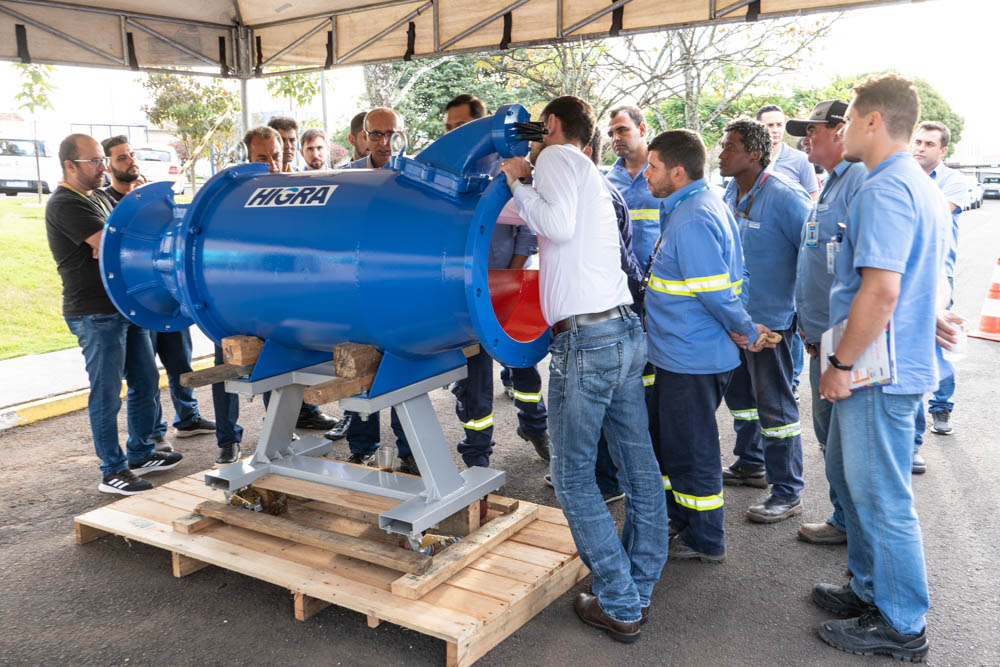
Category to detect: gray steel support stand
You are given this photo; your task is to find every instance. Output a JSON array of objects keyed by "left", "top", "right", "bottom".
[{"left": 204, "top": 362, "right": 505, "bottom": 541}]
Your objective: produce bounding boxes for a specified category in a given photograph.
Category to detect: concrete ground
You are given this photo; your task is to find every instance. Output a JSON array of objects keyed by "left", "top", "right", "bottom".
[{"left": 2, "top": 204, "right": 999, "bottom": 665}]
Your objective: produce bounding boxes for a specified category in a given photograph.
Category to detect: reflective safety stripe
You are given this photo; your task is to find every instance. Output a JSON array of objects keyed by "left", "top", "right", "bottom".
[
  {"left": 647, "top": 275, "right": 694, "bottom": 297},
  {"left": 463, "top": 413, "right": 494, "bottom": 431},
  {"left": 630, "top": 208, "right": 659, "bottom": 220},
  {"left": 732, "top": 278, "right": 744, "bottom": 295},
  {"left": 672, "top": 489, "right": 724, "bottom": 511},
  {"left": 648, "top": 273, "right": 742, "bottom": 297},
  {"left": 684, "top": 272, "right": 730, "bottom": 293},
  {"left": 731, "top": 408, "right": 759, "bottom": 421},
  {"left": 512, "top": 390, "right": 541, "bottom": 403},
  {"left": 642, "top": 374, "right": 655, "bottom": 387},
  {"left": 662, "top": 475, "right": 672, "bottom": 490},
  {"left": 761, "top": 421, "right": 802, "bottom": 439}
]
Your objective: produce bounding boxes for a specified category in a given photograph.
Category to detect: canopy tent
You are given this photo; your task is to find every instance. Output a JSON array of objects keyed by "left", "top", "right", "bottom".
[{"left": 1, "top": 0, "right": 909, "bottom": 78}]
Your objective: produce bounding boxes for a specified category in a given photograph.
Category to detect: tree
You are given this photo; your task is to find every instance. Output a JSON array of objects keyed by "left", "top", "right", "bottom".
[
  {"left": 266, "top": 70, "right": 321, "bottom": 110},
  {"left": 14, "top": 63, "right": 55, "bottom": 203},
  {"left": 142, "top": 74, "right": 240, "bottom": 191}
]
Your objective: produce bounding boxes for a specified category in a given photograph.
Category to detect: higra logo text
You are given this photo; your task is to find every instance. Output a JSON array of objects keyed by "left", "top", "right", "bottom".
[{"left": 244, "top": 185, "right": 338, "bottom": 208}]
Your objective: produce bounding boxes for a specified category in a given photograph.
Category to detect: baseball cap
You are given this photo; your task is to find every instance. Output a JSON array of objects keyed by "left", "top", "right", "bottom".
[{"left": 786, "top": 100, "right": 848, "bottom": 137}]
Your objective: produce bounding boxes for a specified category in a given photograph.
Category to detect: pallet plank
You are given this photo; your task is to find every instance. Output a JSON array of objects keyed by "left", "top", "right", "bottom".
[
  {"left": 508, "top": 521, "right": 577, "bottom": 555},
  {"left": 445, "top": 568, "right": 532, "bottom": 604},
  {"left": 252, "top": 474, "right": 399, "bottom": 525},
  {"left": 531, "top": 504, "right": 569, "bottom": 527},
  {"left": 421, "top": 584, "right": 509, "bottom": 624},
  {"left": 180, "top": 363, "right": 254, "bottom": 388},
  {"left": 491, "top": 541, "right": 571, "bottom": 570},
  {"left": 294, "top": 591, "right": 331, "bottom": 621},
  {"left": 467, "top": 552, "right": 550, "bottom": 584},
  {"left": 172, "top": 513, "right": 220, "bottom": 534},
  {"left": 75, "top": 522, "right": 109, "bottom": 544}
]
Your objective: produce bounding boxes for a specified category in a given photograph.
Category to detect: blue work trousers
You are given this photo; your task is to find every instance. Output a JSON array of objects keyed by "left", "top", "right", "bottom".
[
  {"left": 649, "top": 366, "right": 732, "bottom": 556},
  {"left": 451, "top": 348, "right": 547, "bottom": 468},
  {"left": 65, "top": 312, "right": 158, "bottom": 477},
  {"left": 723, "top": 329, "right": 804, "bottom": 500},
  {"left": 212, "top": 346, "right": 243, "bottom": 448},
  {"left": 791, "top": 331, "right": 804, "bottom": 389},
  {"left": 548, "top": 310, "right": 669, "bottom": 624},
  {"left": 808, "top": 354, "right": 845, "bottom": 531},
  {"left": 149, "top": 329, "right": 201, "bottom": 436},
  {"left": 826, "top": 389, "right": 929, "bottom": 635},
  {"left": 345, "top": 408, "right": 411, "bottom": 458}
]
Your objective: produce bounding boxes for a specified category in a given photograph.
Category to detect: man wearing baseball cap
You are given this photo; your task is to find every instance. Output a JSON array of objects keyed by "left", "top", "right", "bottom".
[{"left": 786, "top": 100, "right": 868, "bottom": 546}]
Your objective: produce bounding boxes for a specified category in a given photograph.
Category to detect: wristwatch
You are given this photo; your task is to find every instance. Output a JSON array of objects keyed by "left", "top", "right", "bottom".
[{"left": 827, "top": 354, "right": 853, "bottom": 371}]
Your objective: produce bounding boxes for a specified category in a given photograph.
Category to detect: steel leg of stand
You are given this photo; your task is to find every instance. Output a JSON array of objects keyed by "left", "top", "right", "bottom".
[
  {"left": 253, "top": 384, "right": 303, "bottom": 465},
  {"left": 395, "top": 392, "right": 464, "bottom": 501}
]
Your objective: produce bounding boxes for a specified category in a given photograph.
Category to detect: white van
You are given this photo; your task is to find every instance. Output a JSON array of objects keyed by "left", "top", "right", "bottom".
[{"left": 0, "top": 138, "right": 60, "bottom": 196}]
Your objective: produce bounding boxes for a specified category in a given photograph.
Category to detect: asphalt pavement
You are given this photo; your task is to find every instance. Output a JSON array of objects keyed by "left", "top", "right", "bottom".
[{"left": 1, "top": 203, "right": 999, "bottom": 666}]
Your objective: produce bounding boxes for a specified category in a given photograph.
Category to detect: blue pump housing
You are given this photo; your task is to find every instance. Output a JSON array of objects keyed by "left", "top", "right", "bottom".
[{"left": 100, "top": 104, "right": 550, "bottom": 395}]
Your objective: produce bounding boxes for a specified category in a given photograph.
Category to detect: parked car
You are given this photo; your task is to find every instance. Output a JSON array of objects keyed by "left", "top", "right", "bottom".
[
  {"left": 134, "top": 144, "right": 186, "bottom": 193},
  {"left": 0, "top": 137, "right": 60, "bottom": 196},
  {"left": 983, "top": 176, "right": 1000, "bottom": 200},
  {"left": 965, "top": 177, "right": 984, "bottom": 210}
]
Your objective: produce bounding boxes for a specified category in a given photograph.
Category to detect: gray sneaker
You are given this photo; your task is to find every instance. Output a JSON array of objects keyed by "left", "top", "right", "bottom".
[{"left": 930, "top": 411, "right": 952, "bottom": 435}]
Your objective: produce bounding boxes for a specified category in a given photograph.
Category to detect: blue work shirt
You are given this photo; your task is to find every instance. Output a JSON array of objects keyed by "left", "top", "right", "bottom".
[
  {"left": 928, "top": 161, "right": 967, "bottom": 279},
  {"left": 603, "top": 174, "right": 644, "bottom": 305},
  {"left": 345, "top": 155, "right": 386, "bottom": 169},
  {"left": 646, "top": 179, "right": 756, "bottom": 374},
  {"left": 829, "top": 152, "right": 949, "bottom": 395},
  {"left": 794, "top": 161, "right": 868, "bottom": 343},
  {"left": 724, "top": 169, "right": 812, "bottom": 331},
  {"left": 606, "top": 156, "right": 662, "bottom": 272},
  {"left": 773, "top": 143, "right": 820, "bottom": 195}
]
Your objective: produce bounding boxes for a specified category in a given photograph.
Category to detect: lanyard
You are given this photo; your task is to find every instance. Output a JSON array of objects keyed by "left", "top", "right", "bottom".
[
  {"left": 59, "top": 181, "right": 112, "bottom": 218},
  {"left": 735, "top": 172, "right": 770, "bottom": 220},
  {"left": 641, "top": 185, "right": 709, "bottom": 289},
  {"left": 818, "top": 168, "right": 839, "bottom": 205}
]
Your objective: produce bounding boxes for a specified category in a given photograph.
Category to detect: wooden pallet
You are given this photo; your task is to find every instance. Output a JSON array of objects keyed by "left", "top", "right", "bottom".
[{"left": 74, "top": 467, "right": 587, "bottom": 666}]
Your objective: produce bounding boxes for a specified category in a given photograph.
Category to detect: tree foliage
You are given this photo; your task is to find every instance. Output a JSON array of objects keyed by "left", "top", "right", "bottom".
[
  {"left": 266, "top": 71, "right": 321, "bottom": 109},
  {"left": 14, "top": 63, "right": 55, "bottom": 201}
]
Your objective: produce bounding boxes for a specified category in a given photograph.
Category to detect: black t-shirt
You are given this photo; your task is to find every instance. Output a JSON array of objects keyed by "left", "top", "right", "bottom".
[
  {"left": 103, "top": 185, "right": 126, "bottom": 203},
  {"left": 45, "top": 185, "right": 117, "bottom": 317}
]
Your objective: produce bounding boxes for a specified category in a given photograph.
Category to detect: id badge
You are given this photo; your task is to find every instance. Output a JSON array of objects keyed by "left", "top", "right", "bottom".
[
  {"left": 826, "top": 241, "right": 836, "bottom": 274},
  {"left": 805, "top": 221, "right": 819, "bottom": 247},
  {"left": 748, "top": 220, "right": 761, "bottom": 230}
]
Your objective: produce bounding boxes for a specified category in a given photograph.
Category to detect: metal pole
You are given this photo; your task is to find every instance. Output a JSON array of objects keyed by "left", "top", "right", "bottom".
[
  {"left": 320, "top": 71, "right": 329, "bottom": 134},
  {"left": 240, "top": 78, "right": 250, "bottom": 137}
]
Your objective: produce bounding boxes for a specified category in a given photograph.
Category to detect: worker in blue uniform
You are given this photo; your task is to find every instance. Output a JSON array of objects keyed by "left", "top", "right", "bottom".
[
  {"left": 718, "top": 117, "right": 813, "bottom": 524},
  {"left": 643, "top": 129, "right": 776, "bottom": 561},
  {"left": 442, "top": 94, "right": 551, "bottom": 468},
  {"left": 341, "top": 107, "right": 419, "bottom": 475}
]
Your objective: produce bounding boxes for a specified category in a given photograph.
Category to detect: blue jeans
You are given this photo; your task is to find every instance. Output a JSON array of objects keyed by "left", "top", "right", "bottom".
[
  {"left": 345, "top": 408, "right": 410, "bottom": 458},
  {"left": 914, "top": 372, "right": 955, "bottom": 452},
  {"left": 809, "top": 355, "right": 845, "bottom": 531},
  {"left": 548, "top": 310, "right": 669, "bottom": 624},
  {"left": 826, "top": 389, "right": 929, "bottom": 635},
  {"left": 212, "top": 346, "right": 243, "bottom": 447},
  {"left": 149, "top": 329, "right": 200, "bottom": 436},
  {"left": 65, "top": 312, "right": 158, "bottom": 477}
]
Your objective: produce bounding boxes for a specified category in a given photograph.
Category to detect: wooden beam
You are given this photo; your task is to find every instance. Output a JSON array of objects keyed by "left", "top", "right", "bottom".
[
  {"left": 391, "top": 503, "right": 539, "bottom": 600},
  {"left": 293, "top": 591, "right": 331, "bottom": 621},
  {"left": 74, "top": 522, "right": 109, "bottom": 544},
  {"left": 486, "top": 495, "right": 519, "bottom": 515},
  {"left": 179, "top": 363, "right": 254, "bottom": 388},
  {"left": 303, "top": 374, "right": 375, "bottom": 405},
  {"left": 435, "top": 501, "right": 481, "bottom": 538},
  {"left": 461, "top": 344, "right": 480, "bottom": 358},
  {"left": 333, "top": 342, "right": 382, "bottom": 379},
  {"left": 366, "top": 615, "right": 382, "bottom": 628},
  {"left": 194, "top": 500, "right": 431, "bottom": 574},
  {"left": 172, "top": 551, "right": 209, "bottom": 578},
  {"left": 221, "top": 335, "right": 264, "bottom": 366},
  {"left": 171, "top": 513, "right": 220, "bottom": 534}
]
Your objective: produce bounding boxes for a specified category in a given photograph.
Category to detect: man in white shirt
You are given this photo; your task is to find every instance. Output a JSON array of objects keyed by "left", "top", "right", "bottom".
[{"left": 499, "top": 96, "right": 668, "bottom": 645}]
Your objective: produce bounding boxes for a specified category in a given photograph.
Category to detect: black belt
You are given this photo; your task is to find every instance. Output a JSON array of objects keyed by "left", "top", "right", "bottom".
[{"left": 552, "top": 305, "right": 630, "bottom": 335}]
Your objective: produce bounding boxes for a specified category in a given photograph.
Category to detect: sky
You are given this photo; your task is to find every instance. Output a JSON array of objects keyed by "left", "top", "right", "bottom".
[{"left": 0, "top": 0, "right": 995, "bottom": 161}]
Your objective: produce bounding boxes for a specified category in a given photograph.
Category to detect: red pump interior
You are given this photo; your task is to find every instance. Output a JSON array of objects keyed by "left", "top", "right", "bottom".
[{"left": 487, "top": 269, "right": 549, "bottom": 342}]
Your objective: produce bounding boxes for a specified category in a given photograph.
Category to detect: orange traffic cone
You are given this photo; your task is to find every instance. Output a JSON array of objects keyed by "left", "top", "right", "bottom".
[{"left": 970, "top": 257, "right": 1000, "bottom": 342}]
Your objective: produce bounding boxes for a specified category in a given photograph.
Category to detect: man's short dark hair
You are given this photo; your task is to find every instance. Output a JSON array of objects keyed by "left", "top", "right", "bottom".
[
  {"left": 851, "top": 74, "right": 920, "bottom": 142},
  {"left": 724, "top": 118, "right": 772, "bottom": 169},
  {"left": 300, "top": 128, "right": 327, "bottom": 145},
  {"left": 755, "top": 104, "right": 783, "bottom": 120},
  {"left": 587, "top": 128, "right": 604, "bottom": 166},
  {"left": 648, "top": 130, "right": 706, "bottom": 181},
  {"left": 608, "top": 105, "right": 644, "bottom": 128},
  {"left": 444, "top": 94, "right": 487, "bottom": 119},
  {"left": 918, "top": 120, "right": 951, "bottom": 148},
  {"left": 58, "top": 133, "right": 90, "bottom": 165},
  {"left": 267, "top": 116, "right": 299, "bottom": 132},
  {"left": 541, "top": 96, "right": 595, "bottom": 148},
  {"left": 101, "top": 135, "right": 129, "bottom": 156},
  {"left": 244, "top": 126, "right": 281, "bottom": 150},
  {"left": 350, "top": 111, "right": 367, "bottom": 136}
]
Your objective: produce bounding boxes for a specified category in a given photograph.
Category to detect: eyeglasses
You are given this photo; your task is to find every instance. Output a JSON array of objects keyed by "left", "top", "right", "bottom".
[
  {"left": 72, "top": 157, "right": 110, "bottom": 166},
  {"left": 366, "top": 130, "right": 395, "bottom": 144}
]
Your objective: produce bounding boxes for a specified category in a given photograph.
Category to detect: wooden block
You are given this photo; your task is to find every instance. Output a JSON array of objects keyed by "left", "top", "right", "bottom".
[
  {"left": 303, "top": 374, "right": 375, "bottom": 405},
  {"left": 194, "top": 500, "right": 431, "bottom": 574},
  {"left": 172, "top": 552, "right": 209, "bottom": 578},
  {"left": 221, "top": 335, "right": 264, "bottom": 366},
  {"left": 333, "top": 342, "right": 383, "bottom": 379},
  {"left": 434, "top": 501, "right": 481, "bottom": 538},
  {"left": 366, "top": 615, "right": 382, "bottom": 628},
  {"left": 486, "top": 495, "right": 519, "bottom": 515},
  {"left": 391, "top": 503, "right": 538, "bottom": 601},
  {"left": 252, "top": 474, "right": 400, "bottom": 526},
  {"left": 461, "top": 344, "right": 480, "bottom": 358},
  {"left": 74, "top": 521, "right": 109, "bottom": 544},
  {"left": 172, "top": 513, "right": 220, "bottom": 534},
  {"left": 293, "top": 591, "right": 331, "bottom": 621},
  {"left": 179, "top": 363, "right": 254, "bottom": 388}
]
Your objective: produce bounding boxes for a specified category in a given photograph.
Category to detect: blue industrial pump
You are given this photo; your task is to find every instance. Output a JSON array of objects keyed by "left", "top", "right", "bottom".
[{"left": 98, "top": 104, "right": 550, "bottom": 540}]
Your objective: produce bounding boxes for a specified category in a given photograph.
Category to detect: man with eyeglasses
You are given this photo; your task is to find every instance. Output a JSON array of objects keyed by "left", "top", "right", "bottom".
[
  {"left": 347, "top": 107, "right": 403, "bottom": 169},
  {"left": 45, "top": 134, "right": 182, "bottom": 495},
  {"left": 101, "top": 135, "right": 217, "bottom": 452}
]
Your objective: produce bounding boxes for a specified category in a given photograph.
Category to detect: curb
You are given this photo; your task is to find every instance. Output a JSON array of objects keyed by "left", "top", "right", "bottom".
[{"left": 0, "top": 356, "right": 215, "bottom": 432}]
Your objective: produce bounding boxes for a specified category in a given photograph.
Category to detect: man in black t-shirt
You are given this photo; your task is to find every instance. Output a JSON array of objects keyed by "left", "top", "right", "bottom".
[{"left": 46, "top": 133, "right": 182, "bottom": 495}]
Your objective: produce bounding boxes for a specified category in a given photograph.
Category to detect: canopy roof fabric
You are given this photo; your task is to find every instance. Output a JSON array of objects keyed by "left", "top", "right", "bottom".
[{"left": 0, "top": 0, "right": 905, "bottom": 77}]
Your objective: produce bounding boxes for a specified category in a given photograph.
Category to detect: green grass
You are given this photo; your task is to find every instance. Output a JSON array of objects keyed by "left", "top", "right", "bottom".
[{"left": 0, "top": 195, "right": 79, "bottom": 360}]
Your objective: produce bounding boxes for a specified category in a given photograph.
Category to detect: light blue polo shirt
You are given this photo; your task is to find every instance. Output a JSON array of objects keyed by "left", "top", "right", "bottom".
[
  {"left": 794, "top": 161, "right": 868, "bottom": 343},
  {"left": 724, "top": 168, "right": 813, "bottom": 331},
  {"left": 928, "top": 161, "right": 968, "bottom": 279},
  {"left": 829, "top": 152, "right": 949, "bottom": 395},
  {"left": 606, "top": 156, "right": 662, "bottom": 272},
  {"left": 773, "top": 143, "right": 820, "bottom": 195}
]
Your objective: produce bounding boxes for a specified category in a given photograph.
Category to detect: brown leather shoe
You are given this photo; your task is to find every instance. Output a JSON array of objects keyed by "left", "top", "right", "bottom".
[
  {"left": 797, "top": 521, "right": 847, "bottom": 545},
  {"left": 640, "top": 605, "right": 649, "bottom": 626},
  {"left": 573, "top": 593, "right": 641, "bottom": 643}
]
